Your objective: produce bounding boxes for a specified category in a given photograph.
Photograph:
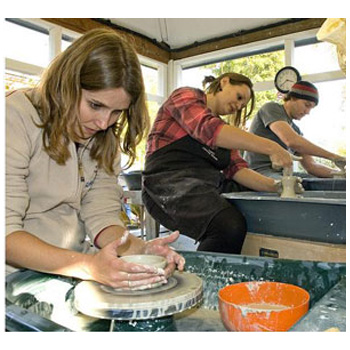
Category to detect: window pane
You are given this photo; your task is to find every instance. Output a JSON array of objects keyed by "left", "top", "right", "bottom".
[
  {"left": 205, "top": 50, "right": 285, "bottom": 84},
  {"left": 298, "top": 79, "right": 346, "bottom": 157},
  {"left": 121, "top": 100, "right": 160, "bottom": 170},
  {"left": 5, "top": 20, "right": 49, "bottom": 67},
  {"left": 295, "top": 42, "right": 340, "bottom": 75},
  {"left": 146, "top": 100, "right": 160, "bottom": 121},
  {"left": 247, "top": 89, "right": 280, "bottom": 129},
  {"left": 182, "top": 66, "right": 213, "bottom": 89},
  {"left": 5, "top": 69, "right": 40, "bottom": 91},
  {"left": 141, "top": 65, "right": 158, "bottom": 95},
  {"left": 61, "top": 38, "right": 73, "bottom": 51},
  {"left": 182, "top": 50, "right": 285, "bottom": 90}
]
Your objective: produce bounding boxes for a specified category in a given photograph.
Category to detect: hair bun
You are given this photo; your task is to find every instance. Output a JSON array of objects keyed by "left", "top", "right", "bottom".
[{"left": 202, "top": 75, "right": 216, "bottom": 88}]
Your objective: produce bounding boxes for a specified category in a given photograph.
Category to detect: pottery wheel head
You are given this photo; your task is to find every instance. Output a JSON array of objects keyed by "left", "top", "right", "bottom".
[
  {"left": 74, "top": 271, "right": 203, "bottom": 320},
  {"left": 100, "top": 276, "right": 178, "bottom": 296}
]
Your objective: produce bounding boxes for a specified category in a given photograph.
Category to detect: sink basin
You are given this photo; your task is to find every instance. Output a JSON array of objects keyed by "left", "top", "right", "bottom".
[
  {"left": 302, "top": 178, "right": 345, "bottom": 191},
  {"left": 222, "top": 191, "right": 346, "bottom": 244}
]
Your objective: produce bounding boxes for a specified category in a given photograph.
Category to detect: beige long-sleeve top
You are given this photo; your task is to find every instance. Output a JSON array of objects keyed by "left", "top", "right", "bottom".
[{"left": 6, "top": 90, "right": 124, "bottom": 257}]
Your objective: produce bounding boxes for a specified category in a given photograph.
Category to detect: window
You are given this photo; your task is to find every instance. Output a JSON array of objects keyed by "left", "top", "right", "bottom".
[
  {"left": 5, "top": 19, "right": 50, "bottom": 67},
  {"left": 123, "top": 100, "right": 161, "bottom": 170},
  {"left": 182, "top": 49, "right": 285, "bottom": 119},
  {"left": 298, "top": 79, "right": 346, "bottom": 158},
  {"left": 177, "top": 33, "right": 346, "bottom": 167},
  {"left": 182, "top": 66, "right": 213, "bottom": 89},
  {"left": 295, "top": 41, "right": 340, "bottom": 75},
  {"left": 5, "top": 19, "right": 80, "bottom": 92},
  {"left": 246, "top": 88, "right": 278, "bottom": 130},
  {"left": 62, "top": 36, "right": 74, "bottom": 51},
  {"left": 182, "top": 49, "right": 284, "bottom": 89},
  {"left": 124, "top": 61, "right": 166, "bottom": 170},
  {"left": 5, "top": 69, "right": 40, "bottom": 91},
  {"left": 141, "top": 64, "right": 159, "bottom": 95},
  {"left": 205, "top": 50, "right": 285, "bottom": 83}
]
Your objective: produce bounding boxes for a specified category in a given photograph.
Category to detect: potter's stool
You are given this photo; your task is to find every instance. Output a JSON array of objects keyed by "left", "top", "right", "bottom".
[{"left": 123, "top": 190, "right": 160, "bottom": 240}]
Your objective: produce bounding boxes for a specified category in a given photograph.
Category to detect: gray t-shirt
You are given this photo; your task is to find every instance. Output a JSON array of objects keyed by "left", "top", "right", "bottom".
[{"left": 244, "top": 102, "right": 302, "bottom": 171}]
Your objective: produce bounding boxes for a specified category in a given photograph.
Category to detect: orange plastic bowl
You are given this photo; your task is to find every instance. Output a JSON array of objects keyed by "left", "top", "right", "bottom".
[{"left": 218, "top": 281, "right": 310, "bottom": 332}]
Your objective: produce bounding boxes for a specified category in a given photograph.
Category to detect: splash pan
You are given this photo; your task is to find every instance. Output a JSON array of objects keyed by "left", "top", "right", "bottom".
[{"left": 223, "top": 191, "right": 345, "bottom": 244}]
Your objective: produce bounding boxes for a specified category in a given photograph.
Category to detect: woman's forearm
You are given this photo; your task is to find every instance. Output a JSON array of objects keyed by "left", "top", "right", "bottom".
[
  {"left": 233, "top": 168, "right": 277, "bottom": 192},
  {"left": 6, "top": 231, "right": 92, "bottom": 280},
  {"left": 6, "top": 229, "right": 173, "bottom": 288},
  {"left": 95, "top": 225, "right": 146, "bottom": 255},
  {"left": 216, "top": 124, "right": 279, "bottom": 155},
  {"left": 217, "top": 124, "right": 293, "bottom": 169},
  {"left": 6, "top": 226, "right": 148, "bottom": 280}
]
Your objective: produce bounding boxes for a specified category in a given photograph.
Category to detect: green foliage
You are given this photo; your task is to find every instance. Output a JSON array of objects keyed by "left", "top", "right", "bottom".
[
  {"left": 204, "top": 50, "right": 285, "bottom": 120},
  {"left": 206, "top": 51, "right": 284, "bottom": 83}
]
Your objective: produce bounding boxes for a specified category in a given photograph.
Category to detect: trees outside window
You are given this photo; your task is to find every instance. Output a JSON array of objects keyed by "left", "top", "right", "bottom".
[{"left": 181, "top": 43, "right": 345, "bottom": 170}]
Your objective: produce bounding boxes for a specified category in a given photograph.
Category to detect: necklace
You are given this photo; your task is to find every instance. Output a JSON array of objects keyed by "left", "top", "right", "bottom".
[{"left": 76, "top": 137, "right": 93, "bottom": 182}]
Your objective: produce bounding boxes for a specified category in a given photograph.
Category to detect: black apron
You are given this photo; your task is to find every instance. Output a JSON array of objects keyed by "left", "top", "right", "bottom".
[{"left": 142, "top": 136, "right": 239, "bottom": 242}]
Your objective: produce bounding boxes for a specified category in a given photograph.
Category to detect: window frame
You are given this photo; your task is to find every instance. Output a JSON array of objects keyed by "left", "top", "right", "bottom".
[
  {"left": 5, "top": 18, "right": 168, "bottom": 105},
  {"left": 171, "top": 28, "right": 344, "bottom": 93},
  {"left": 7, "top": 20, "right": 343, "bottom": 99},
  {"left": 138, "top": 54, "right": 168, "bottom": 105},
  {"left": 5, "top": 18, "right": 80, "bottom": 76}
]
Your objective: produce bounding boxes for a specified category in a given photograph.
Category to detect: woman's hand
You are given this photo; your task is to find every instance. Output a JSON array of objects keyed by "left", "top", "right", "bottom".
[
  {"left": 333, "top": 156, "right": 346, "bottom": 171},
  {"left": 274, "top": 177, "right": 304, "bottom": 194},
  {"left": 269, "top": 147, "right": 294, "bottom": 171},
  {"left": 143, "top": 231, "right": 186, "bottom": 278},
  {"left": 86, "top": 231, "right": 167, "bottom": 289}
]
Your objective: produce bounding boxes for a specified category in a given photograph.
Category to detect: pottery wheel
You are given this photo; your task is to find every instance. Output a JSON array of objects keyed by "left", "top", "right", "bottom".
[
  {"left": 100, "top": 276, "right": 178, "bottom": 296},
  {"left": 74, "top": 271, "right": 203, "bottom": 320}
]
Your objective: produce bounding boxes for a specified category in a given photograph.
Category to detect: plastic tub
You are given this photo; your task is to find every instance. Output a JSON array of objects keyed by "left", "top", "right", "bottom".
[{"left": 218, "top": 281, "right": 310, "bottom": 331}]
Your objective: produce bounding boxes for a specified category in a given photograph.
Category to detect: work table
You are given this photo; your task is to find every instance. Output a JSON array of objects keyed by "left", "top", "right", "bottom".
[{"left": 6, "top": 251, "right": 346, "bottom": 332}]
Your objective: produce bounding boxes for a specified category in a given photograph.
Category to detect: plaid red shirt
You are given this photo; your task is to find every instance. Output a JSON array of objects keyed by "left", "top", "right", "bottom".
[{"left": 146, "top": 87, "right": 248, "bottom": 178}]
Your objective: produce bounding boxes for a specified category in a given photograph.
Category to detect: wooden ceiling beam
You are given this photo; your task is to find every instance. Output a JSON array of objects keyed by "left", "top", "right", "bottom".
[
  {"left": 43, "top": 18, "right": 170, "bottom": 64},
  {"left": 169, "top": 18, "right": 327, "bottom": 60},
  {"left": 43, "top": 18, "right": 326, "bottom": 64}
]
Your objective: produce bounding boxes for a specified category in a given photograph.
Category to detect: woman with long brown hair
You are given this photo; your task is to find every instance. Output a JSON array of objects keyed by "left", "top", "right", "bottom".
[
  {"left": 6, "top": 28, "right": 184, "bottom": 288},
  {"left": 142, "top": 72, "right": 296, "bottom": 254}
]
